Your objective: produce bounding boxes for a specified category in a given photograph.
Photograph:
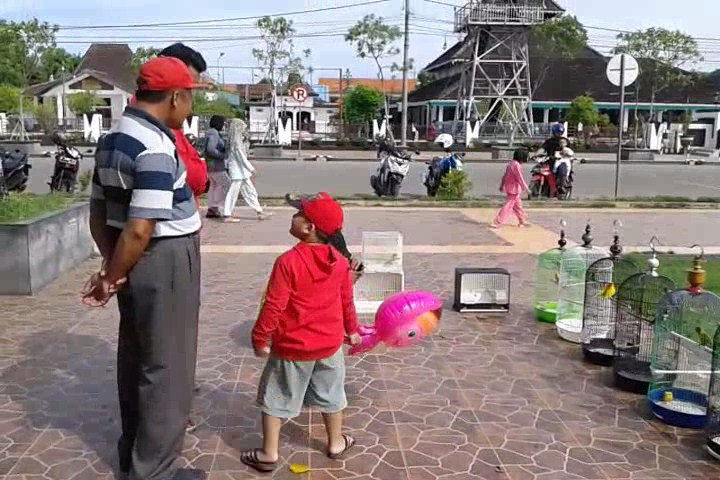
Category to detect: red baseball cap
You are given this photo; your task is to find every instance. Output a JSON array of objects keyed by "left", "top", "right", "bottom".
[
  {"left": 286, "top": 192, "right": 344, "bottom": 236},
  {"left": 137, "top": 57, "right": 201, "bottom": 91}
]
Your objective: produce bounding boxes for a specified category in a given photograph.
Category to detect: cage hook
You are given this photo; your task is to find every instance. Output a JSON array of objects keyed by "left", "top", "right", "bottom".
[
  {"left": 689, "top": 244, "right": 705, "bottom": 260},
  {"left": 649, "top": 236, "right": 661, "bottom": 255}
]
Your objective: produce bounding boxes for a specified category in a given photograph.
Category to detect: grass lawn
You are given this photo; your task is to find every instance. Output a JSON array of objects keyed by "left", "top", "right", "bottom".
[
  {"left": 626, "top": 253, "right": 720, "bottom": 295},
  {"left": 0, "top": 194, "right": 80, "bottom": 223}
]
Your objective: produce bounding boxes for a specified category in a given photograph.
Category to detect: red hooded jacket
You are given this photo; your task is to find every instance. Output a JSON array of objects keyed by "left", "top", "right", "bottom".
[{"left": 252, "top": 243, "right": 360, "bottom": 361}]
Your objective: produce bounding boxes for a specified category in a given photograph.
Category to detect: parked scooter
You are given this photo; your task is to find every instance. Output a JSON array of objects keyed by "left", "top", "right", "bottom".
[
  {"left": 370, "top": 136, "right": 416, "bottom": 197},
  {"left": 49, "top": 132, "right": 83, "bottom": 193},
  {"left": 0, "top": 148, "right": 31, "bottom": 199},
  {"left": 424, "top": 134, "right": 464, "bottom": 197}
]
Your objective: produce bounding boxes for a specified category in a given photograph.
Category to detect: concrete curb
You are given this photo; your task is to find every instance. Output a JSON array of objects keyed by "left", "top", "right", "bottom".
[
  {"left": 252, "top": 197, "right": 720, "bottom": 209},
  {"left": 251, "top": 156, "right": 718, "bottom": 166}
]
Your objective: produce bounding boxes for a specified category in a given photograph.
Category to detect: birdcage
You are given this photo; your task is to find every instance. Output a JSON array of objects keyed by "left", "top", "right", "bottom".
[
  {"left": 648, "top": 248, "right": 719, "bottom": 428},
  {"left": 354, "top": 232, "right": 404, "bottom": 315},
  {"left": 705, "top": 325, "right": 720, "bottom": 460},
  {"left": 556, "top": 224, "right": 610, "bottom": 343},
  {"left": 613, "top": 239, "right": 677, "bottom": 394},
  {"left": 534, "top": 221, "right": 569, "bottom": 324},
  {"left": 581, "top": 226, "right": 641, "bottom": 365},
  {"left": 453, "top": 268, "right": 511, "bottom": 313}
]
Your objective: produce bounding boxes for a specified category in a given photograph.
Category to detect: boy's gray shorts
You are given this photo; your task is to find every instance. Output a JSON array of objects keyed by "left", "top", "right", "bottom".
[{"left": 257, "top": 347, "right": 347, "bottom": 419}]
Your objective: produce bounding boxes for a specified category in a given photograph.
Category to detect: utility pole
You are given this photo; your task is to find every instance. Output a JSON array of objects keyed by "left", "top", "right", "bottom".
[{"left": 400, "top": 0, "right": 410, "bottom": 146}]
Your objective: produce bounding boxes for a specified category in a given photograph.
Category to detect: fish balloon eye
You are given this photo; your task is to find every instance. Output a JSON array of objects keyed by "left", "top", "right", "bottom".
[{"left": 408, "top": 331, "right": 417, "bottom": 338}]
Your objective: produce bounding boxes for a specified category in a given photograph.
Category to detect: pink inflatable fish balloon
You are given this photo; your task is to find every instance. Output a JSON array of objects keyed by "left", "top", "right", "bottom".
[{"left": 349, "top": 291, "right": 443, "bottom": 356}]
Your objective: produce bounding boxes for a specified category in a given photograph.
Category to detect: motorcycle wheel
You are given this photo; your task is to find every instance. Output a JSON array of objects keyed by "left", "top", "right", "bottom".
[
  {"left": 389, "top": 174, "right": 402, "bottom": 197},
  {"left": 62, "top": 178, "right": 74, "bottom": 193},
  {"left": 529, "top": 181, "right": 541, "bottom": 199},
  {"left": 542, "top": 182, "right": 551, "bottom": 198},
  {"left": 370, "top": 175, "right": 382, "bottom": 197}
]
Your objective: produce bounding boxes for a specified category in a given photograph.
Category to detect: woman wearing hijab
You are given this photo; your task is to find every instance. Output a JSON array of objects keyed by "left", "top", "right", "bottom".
[{"left": 223, "top": 119, "right": 271, "bottom": 222}]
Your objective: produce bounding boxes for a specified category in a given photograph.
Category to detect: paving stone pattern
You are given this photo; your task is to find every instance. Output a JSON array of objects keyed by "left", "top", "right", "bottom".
[
  {"left": 1, "top": 240, "right": 719, "bottom": 478},
  {"left": 530, "top": 212, "right": 720, "bottom": 248},
  {"left": 201, "top": 209, "right": 507, "bottom": 246}
]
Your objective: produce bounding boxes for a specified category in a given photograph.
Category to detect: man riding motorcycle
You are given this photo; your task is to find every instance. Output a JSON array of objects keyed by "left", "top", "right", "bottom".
[{"left": 533, "top": 123, "right": 568, "bottom": 197}]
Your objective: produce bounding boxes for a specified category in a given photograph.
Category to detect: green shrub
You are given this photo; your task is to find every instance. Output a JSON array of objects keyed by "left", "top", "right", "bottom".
[
  {"left": 78, "top": 170, "right": 93, "bottom": 193},
  {"left": 438, "top": 169, "right": 473, "bottom": 200}
]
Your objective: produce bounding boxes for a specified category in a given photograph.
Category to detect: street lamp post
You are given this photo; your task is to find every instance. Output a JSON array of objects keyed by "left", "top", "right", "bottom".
[{"left": 217, "top": 52, "right": 225, "bottom": 85}]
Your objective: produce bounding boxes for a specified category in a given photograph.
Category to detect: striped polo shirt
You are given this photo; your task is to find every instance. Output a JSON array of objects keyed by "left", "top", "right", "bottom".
[{"left": 90, "top": 107, "right": 201, "bottom": 238}]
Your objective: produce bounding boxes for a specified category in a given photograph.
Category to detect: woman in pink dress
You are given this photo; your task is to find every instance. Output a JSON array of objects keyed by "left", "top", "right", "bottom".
[{"left": 491, "top": 149, "right": 530, "bottom": 228}]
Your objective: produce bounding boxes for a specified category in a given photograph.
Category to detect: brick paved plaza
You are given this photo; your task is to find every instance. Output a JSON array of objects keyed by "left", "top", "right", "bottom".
[{"left": 2, "top": 208, "right": 720, "bottom": 479}]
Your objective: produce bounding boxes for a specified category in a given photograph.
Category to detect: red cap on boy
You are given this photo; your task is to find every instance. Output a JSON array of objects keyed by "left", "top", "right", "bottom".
[{"left": 287, "top": 192, "right": 344, "bottom": 236}]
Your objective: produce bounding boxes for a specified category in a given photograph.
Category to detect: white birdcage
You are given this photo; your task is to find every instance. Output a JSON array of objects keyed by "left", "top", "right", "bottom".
[
  {"left": 361, "top": 232, "right": 403, "bottom": 272},
  {"left": 354, "top": 232, "right": 405, "bottom": 315}
]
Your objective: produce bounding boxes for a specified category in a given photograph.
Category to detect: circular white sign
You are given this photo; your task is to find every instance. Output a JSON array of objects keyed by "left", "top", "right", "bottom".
[
  {"left": 291, "top": 85, "right": 308, "bottom": 103},
  {"left": 607, "top": 54, "right": 639, "bottom": 87}
]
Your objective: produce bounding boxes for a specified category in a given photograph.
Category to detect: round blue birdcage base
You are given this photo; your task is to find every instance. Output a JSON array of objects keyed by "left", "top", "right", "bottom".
[{"left": 648, "top": 388, "right": 708, "bottom": 429}]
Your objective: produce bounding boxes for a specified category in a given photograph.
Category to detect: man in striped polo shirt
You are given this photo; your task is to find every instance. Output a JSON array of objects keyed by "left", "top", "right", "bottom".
[{"left": 83, "top": 57, "right": 205, "bottom": 480}]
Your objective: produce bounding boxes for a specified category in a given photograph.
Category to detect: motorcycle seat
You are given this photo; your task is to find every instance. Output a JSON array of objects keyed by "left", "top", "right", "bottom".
[{"left": 1, "top": 153, "right": 25, "bottom": 172}]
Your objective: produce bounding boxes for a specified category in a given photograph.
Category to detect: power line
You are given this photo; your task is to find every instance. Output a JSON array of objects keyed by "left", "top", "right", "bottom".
[
  {"left": 58, "top": 0, "right": 390, "bottom": 30},
  {"left": 422, "top": 0, "right": 461, "bottom": 8}
]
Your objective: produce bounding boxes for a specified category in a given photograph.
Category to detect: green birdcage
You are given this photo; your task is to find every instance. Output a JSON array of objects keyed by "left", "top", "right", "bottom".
[
  {"left": 705, "top": 325, "right": 720, "bottom": 460},
  {"left": 534, "top": 221, "right": 571, "bottom": 324},
  {"left": 613, "top": 238, "right": 677, "bottom": 394},
  {"left": 556, "top": 223, "right": 610, "bottom": 344},
  {"left": 649, "top": 247, "right": 719, "bottom": 429},
  {"left": 581, "top": 227, "right": 640, "bottom": 365}
]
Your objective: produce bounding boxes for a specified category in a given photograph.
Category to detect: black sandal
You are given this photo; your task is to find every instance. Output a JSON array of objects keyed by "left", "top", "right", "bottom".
[
  {"left": 328, "top": 434, "right": 356, "bottom": 460},
  {"left": 240, "top": 449, "right": 277, "bottom": 473}
]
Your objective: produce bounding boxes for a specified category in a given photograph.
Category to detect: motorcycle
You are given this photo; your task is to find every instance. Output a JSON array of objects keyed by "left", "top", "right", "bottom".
[
  {"left": 0, "top": 148, "right": 31, "bottom": 199},
  {"left": 528, "top": 154, "right": 575, "bottom": 201},
  {"left": 49, "top": 132, "right": 83, "bottom": 193},
  {"left": 370, "top": 137, "right": 415, "bottom": 197},
  {"left": 424, "top": 133, "right": 463, "bottom": 197}
]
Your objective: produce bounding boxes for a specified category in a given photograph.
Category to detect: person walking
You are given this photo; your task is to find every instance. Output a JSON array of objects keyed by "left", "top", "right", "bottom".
[
  {"left": 491, "top": 148, "right": 530, "bottom": 228},
  {"left": 83, "top": 57, "right": 205, "bottom": 480},
  {"left": 205, "top": 115, "right": 228, "bottom": 218},
  {"left": 222, "top": 118, "right": 271, "bottom": 222}
]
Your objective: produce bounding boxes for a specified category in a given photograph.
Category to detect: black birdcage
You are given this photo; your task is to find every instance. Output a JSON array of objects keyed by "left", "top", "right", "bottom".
[
  {"left": 705, "top": 325, "right": 720, "bottom": 460},
  {"left": 613, "top": 239, "right": 677, "bottom": 394},
  {"left": 581, "top": 226, "right": 640, "bottom": 365},
  {"left": 649, "top": 247, "right": 719, "bottom": 429}
]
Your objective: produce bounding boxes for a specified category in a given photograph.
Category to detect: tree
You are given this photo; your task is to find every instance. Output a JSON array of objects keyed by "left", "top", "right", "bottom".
[
  {"left": 32, "top": 102, "right": 57, "bottom": 133},
  {"left": 252, "top": 16, "right": 306, "bottom": 143},
  {"left": 68, "top": 91, "right": 102, "bottom": 116},
  {"left": 614, "top": 28, "right": 702, "bottom": 119},
  {"left": 345, "top": 14, "right": 402, "bottom": 117},
  {"left": 416, "top": 70, "right": 433, "bottom": 87},
  {"left": 566, "top": 95, "right": 600, "bottom": 127},
  {"left": 37, "top": 47, "right": 81, "bottom": 83},
  {"left": 0, "top": 19, "right": 59, "bottom": 87},
  {"left": 531, "top": 15, "right": 588, "bottom": 91},
  {"left": 193, "top": 92, "right": 244, "bottom": 119},
  {"left": 343, "top": 85, "right": 384, "bottom": 135},
  {"left": 131, "top": 47, "right": 161, "bottom": 73},
  {"left": 0, "top": 86, "right": 21, "bottom": 113}
]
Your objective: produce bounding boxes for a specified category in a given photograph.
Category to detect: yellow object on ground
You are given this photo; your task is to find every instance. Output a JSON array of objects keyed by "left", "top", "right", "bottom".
[{"left": 289, "top": 464, "right": 311, "bottom": 474}]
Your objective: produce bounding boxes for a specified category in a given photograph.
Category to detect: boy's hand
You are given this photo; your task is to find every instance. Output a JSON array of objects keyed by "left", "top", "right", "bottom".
[
  {"left": 254, "top": 346, "right": 271, "bottom": 358},
  {"left": 347, "top": 333, "right": 362, "bottom": 346}
]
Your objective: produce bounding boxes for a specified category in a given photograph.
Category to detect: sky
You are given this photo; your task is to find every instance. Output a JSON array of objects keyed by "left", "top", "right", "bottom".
[{"left": 1, "top": 0, "right": 719, "bottom": 84}]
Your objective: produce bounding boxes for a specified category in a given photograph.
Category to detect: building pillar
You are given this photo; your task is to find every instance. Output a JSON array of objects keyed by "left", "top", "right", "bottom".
[
  {"left": 543, "top": 108, "right": 550, "bottom": 124},
  {"left": 623, "top": 108, "right": 629, "bottom": 132},
  {"left": 56, "top": 95, "right": 63, "bottom": 123},
  {"left": 438, "top": 106, "right": 444, "bottom": 123}
]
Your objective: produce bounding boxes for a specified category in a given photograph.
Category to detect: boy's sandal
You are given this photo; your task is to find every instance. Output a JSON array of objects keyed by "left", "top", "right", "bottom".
[
  {"left": 328, "top": 434, "right": 356, "bottom": 460},
  {"left": 240, "top": 449, "right": 277, "bottom": 473}
]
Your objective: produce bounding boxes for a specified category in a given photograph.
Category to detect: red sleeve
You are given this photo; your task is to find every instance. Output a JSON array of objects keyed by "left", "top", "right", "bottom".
[
  {"left": 341, "top": 267, "right": 359, "bottom": 335},
  {"left": 174, "top": 131, "right": 208, "bottom": 198},
  {"left": 252, "top": 259, "right": 292, "bottom": 351}
]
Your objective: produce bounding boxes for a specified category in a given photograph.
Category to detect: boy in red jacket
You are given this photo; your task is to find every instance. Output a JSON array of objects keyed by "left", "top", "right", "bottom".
[{"left": 242, "top": 192, "right": 361, "bottom": 473}]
